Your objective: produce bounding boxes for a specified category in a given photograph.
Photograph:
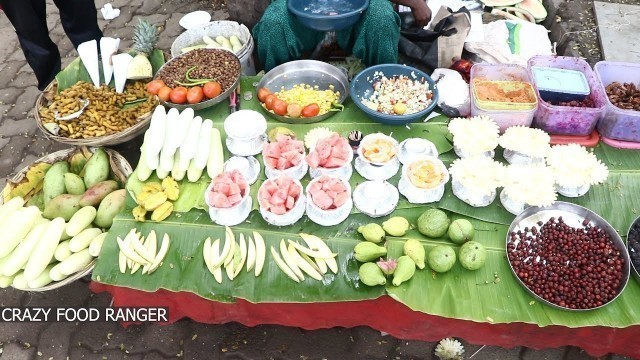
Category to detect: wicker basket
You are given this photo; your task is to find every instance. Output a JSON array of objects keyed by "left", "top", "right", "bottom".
[
  {"left": 1, "top": 146, "right": 132, "bottom": 291},
  {"left": 34, "top": 80, "right": 153, "bottom": 147}
]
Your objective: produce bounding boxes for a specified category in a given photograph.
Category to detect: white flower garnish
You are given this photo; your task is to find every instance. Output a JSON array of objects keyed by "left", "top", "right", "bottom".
[
  {"left": 435, "top": 338, "right": 465, "bottom": 360},
  {"left": 499, "top": 126, "right": 551, "bottom": 158},
  {"left": 304, "top": 127, "right": 336, "bottom": 149},
  {"left": 448, "top": 116, "right": 500, "bottom": 155},
  {"left": 546, "top": 144, "right": 609, "bottom": 187},
  {"left": 449, "top": 156, "right": 505, "bottom": 196},
  {"left": 503, "top": 164, "right": 557, "bottom": 207}
]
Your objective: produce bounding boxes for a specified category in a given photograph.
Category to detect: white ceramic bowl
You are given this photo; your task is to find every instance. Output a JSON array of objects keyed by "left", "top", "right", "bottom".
[
  {"left": 356, "top": 133, "right": 400, "bottom": 180},
  {"left": 307, "top": 140, "right": 354, "bottom": 182},
  {"left": 204, "top": 181, "right": 252, "bottom": 226},
  {"left": 224, "top": 110, "right": 268, "bottom": 156},
  {"left": 398, "top": 156, "right": 449, "bottom": 204},
  {"left": 306, "top": 176, "right": 353, "bottom": 226},
  {"left": 258, "top": 177, "right": 306, "bottom": 226}
]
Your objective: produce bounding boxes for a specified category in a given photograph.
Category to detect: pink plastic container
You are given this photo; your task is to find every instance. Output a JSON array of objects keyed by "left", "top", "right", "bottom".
[
  {"left": 528, "top": 56, "right": 606, "bottom": 136},
  {"left": 595, "top": 61, "right": 640, "bottom": 142},
  {"left": 470, "top": 63, "right": 538, "bottom": 132}
]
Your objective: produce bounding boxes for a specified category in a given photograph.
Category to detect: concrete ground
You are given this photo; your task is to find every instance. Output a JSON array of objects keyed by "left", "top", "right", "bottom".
[{"left": 0, "top": 0, "right": 633, "bottom": 359}]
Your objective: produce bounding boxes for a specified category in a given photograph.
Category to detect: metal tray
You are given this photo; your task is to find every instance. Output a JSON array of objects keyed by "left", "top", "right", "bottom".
[
  {"left": 505, "top": 201, "right": 630, "bottom": 311},
  {"left": 626, "top": 215, "right": 640, "bottom": 282},
  {"left": 256, "top": 60, "right": 349, "bottom": 124},
  {"left": 154, "top": 48, "right": 241, "bottom": 111}
]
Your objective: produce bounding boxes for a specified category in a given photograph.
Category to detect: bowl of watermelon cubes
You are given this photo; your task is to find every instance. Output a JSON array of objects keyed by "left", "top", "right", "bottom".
[
  {"left": 306, "top": 175, "right": 353, "bottom": 226},
  {"left": 262, "top": 134, "right": 308, "bottom": 180},
  {"left": 205, "top": 170, "right": 252, "bottom": 226},
  {"left": 306, "top": 133, "right": 354, "bottom": 181},
  {"left": 258, "top": 175, "right": 306, "bottom": 226}
]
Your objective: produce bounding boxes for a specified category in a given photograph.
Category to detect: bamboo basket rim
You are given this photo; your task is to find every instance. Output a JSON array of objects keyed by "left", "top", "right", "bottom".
[
  {"left": 34, "top": 80, "right": 154, "bottom": 147},
  {"left": 1, "top": 146, "right": 132, "bottom": 291}
]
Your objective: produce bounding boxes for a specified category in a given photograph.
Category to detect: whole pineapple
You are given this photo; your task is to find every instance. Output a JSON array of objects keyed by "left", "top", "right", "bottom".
[{"left": 127, "top": 19, "right": 159, "bottom": 80}]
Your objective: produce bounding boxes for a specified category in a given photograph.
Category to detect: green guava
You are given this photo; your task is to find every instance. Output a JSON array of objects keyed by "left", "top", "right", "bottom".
[
  {"left": 427, "top": 245, "right": 456, "bottom": 273},
  {"left": 458, "top": 241, "right": 487, "bottom": 270},
  {"left": 417, "top": 209, "right": 450, "bottom": 238},
  {"left": 448, "top": 219, "right": 475, "bottom": 244}
]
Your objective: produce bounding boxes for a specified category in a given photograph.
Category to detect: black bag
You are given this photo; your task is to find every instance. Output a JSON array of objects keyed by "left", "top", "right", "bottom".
[{"left": 398, "top": 7, "right": 471, "bottom": 71}]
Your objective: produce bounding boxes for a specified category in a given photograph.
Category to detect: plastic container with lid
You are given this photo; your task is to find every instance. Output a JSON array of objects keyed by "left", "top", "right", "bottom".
[
  {"left": 595, "top": 61, "right": 640, "bottom": 142},
  {"left": 531, "top": 66, "right": 590, "bottom": 103},
  {"left": 528, "top": 56, "right": 606, "bottom": 136},
  {"left": 470, "top": 63, "right": 538, "bottom": 132}
]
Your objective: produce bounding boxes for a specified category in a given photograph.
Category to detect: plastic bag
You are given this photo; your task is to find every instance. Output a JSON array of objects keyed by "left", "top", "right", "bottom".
[{"left": 431, "top": 68, "right": 471, "bottom": 117}]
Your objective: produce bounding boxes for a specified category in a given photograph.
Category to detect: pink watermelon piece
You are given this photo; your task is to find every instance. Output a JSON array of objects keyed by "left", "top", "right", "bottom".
[
  {"left": 285, "top": 196, "right": 295, "bottom": 210},
  {"left": 323, "top": 156, "right": 346, "bottom": 169},
  {"left": 325, "top": 190, "right": 338, "bottom": 200},
  {"left": 228, "top": 193, "right": 243, "bottom": 206},
  {"left": 306, "top": 152, "right": 320, "bottom": 169},
  {"left": 289, "top": 183, "right": 301, "bottom": 198},
  {"left": 210, "top": 192, "right": 231, "bottom": 208},
  {"left": 270, "top": 204, "right": 287, "bottom": 215},
  {"left": 270, "top": 193, "right": 285, "bottom": 206},
  {"left": 308, "top": 181, "right": 322, "bottom": 193},
  {"left": 228, "top": 183, "right": 241, "bottom": 196},
  {"left": 312, "top": 190, "right": 333, "bottom": 210},
  {"left": 334, "top": 190, "right": 350, "bottom": 208},
  {"left": 316, "top": 140, "right": 332, "bottom": 159}
]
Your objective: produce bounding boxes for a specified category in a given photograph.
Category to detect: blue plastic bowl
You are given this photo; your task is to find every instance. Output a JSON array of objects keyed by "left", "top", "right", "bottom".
[
  {"left": 350, "top": 64, "right": 439, "bottom": 125},
  {"left": 287, "top": 0, "right": 370, "bottom": 32}
]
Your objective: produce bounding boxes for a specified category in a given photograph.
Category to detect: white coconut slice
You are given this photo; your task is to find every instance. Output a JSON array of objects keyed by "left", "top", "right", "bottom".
[
  {"left": 99, "top": 37, "right": 120, "bottom": 86},
  {"left": 112, "top": 53, "right": 133, "bottom": 93},
  {"left": 78, "top": 40, "right": 100, "bottom": 88}
]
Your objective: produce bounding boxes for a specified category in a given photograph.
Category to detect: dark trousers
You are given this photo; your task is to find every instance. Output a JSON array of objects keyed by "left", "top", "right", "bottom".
[{"left": 0, "top": 0, "right": 103, "bottom": 90}]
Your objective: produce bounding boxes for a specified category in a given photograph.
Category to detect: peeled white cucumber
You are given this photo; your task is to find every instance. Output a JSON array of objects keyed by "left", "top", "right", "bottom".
[
  {"left": 65, "top": 206, "right": 97, "bottom": 237},
  {"left": 0, "top": 206, "right": 40, "bottom": 258},
  {"left": 69, "top": 228, "right": 103, "bottom": 253},
  {"left": 23, "top": 217, "right": 65, "bottom": 282}
]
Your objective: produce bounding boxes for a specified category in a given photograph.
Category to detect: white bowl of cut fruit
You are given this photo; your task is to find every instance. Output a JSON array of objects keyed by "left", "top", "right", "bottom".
[
  {"left": 205, "top": 170, "right": 252, "bottom": 226},
  {"left": 262, "top": 134, "right": 308, "bottom": 180},
  {"left": 258, "top": 175, "right": 306, "bottom": 226},
  {"left": 306, "top": 175, "right": 352, "bottom": 226},
  {"left": 306, "top": 133, "right": 353, "bottom": 181}
]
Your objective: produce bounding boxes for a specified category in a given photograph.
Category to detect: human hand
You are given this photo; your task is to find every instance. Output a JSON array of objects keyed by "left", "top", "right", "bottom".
[{"left": 411, "top": 0, "right": 431, "bottom": 28}]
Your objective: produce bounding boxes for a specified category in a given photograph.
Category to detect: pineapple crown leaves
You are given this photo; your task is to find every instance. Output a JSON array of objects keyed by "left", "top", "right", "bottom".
[{"left": 132, "top": 18, "right": 159, "bottom": 56}]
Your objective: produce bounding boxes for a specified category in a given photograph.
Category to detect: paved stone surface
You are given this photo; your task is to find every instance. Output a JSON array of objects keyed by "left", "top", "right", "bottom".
[{"left": 0, "top": 0, "right": 633, "bottom": 359}]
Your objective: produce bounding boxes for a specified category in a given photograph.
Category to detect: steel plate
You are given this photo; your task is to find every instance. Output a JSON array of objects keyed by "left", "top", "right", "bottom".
[
  {"left": 505, "top": 201, "right": 631, "bottom": 311},
  {"left": 256, "top": 60, "right": 349, "bottom": 124}
]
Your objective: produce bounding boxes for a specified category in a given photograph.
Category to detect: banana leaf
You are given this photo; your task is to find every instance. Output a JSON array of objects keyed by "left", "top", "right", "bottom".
[
  {"left": 384, "top": 209, "right": 640, "bottom": 328},
  {"left": 55, "top": 49, "right": 165, "bottom": 91},
  {"left": 92, "top": 210, "right": 386, "bottom": 303},
  {"left": 97, "top": 75, "right": 640, "bottom": 328}
]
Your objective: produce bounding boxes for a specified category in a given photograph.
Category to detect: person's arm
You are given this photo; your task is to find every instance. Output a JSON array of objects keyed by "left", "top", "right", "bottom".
[{"left": 390, "top": 0, "right": 431, "bottom": 28}]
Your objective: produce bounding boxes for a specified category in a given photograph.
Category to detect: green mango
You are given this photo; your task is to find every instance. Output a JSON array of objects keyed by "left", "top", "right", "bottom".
[
  {"left": 43, "top": 161, "right": 68, "bottom": 206},
  {"left": 82, "top": 148, "right": 110, "bottom": 189}
]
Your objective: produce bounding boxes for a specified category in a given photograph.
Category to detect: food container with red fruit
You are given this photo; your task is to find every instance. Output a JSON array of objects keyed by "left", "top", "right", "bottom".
[
  {"left": 306, "top": 133, "right": 354, "bottom": 181},
  {"left": 306, "top": 175, "right": 353, "bottom": 226},
  {"left": 262, "top": 134, "right": 308, "bottom": 180},
  {"left": 224, "top": 110, "right": 268, "bottom": 156},
  {"left": 355, "top": 133, "right": 400, "bottom": 181},
  {"left": 205, "top": 170, "right": 252, "bottom": 226},
  {"left": 152, "top": 49, "right": 241, "bottom": 111},
  {"left": 258, "top": 176, "right": 306, "bottom": 226},
  {"left": 398, "top": 156, "right": 449, "bottom": 204}
]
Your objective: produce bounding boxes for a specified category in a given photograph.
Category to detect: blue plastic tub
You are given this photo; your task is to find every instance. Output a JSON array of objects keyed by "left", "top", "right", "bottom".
[
  {"left": 350, "top": 64, "right": 439, "bottom": 125},
  {"left": 287, "top": 0, "right": 370, "bottom": 32}
]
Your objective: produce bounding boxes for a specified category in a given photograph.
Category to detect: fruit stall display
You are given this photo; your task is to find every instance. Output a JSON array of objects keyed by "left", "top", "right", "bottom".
[{"left": 83, "top": 75, "right": 640, "bottom": 332}]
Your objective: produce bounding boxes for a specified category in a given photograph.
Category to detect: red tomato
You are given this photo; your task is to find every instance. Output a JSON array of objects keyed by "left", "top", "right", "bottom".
[
  {"left": 187, "top": 86, "right": 205, "bottom": 104},
  {"left": 301, "top": 103, "right": 320, "bottom": 117},
  {"left": 273, "top": 99, "right": 288, "bottom": 116},
  {"left": 264, "top": 94, "right": 277, "bottom": 111},
  {"left": 146, "top": 79, "right": 166, "bottom": 95},
  {"left": 287, "top": 103, "right": 302, "bottom": 118},
  {"left": 169, "top": 87, "right": 188, "bottom": 104},
  {"left": 203, "top": 81, "right": 222, "bottom": 99},
  {"left": 257, "top": 88, "right": 271, "bottom": 103},
  {"left": 158, "top": 86, "right": 172, "bottom": 102}
]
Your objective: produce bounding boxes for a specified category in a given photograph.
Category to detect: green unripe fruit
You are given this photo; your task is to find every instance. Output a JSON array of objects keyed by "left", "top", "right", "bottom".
[
  {"left": 357, "top": 223, "right": 385, "bottom": 243},
  {"left": 459, "top": 241, "right": 487, "bottom": 270},
  {"left": 403, "top": 238, "right": 426, "bottom": 269},
  {"left": 353, "top": 242, "right": 387, "bottom": 262},
  {"left": 417, "top": 209, "right": 450, "bottom": 238},
  {"left": 392, "top": 256, "right": 416, "bottom": 286},
  {"left": 358, "top": 262, "right": 387, "bottom": 286},
  {"left": 427, "top": 245, "right": 456, "bottom": 273},
  {"left": 382, "top": 216, "right": 410, "bottom": 237},
  {"left": 448, "top": 219, "right": 475, "bottom": 244}
]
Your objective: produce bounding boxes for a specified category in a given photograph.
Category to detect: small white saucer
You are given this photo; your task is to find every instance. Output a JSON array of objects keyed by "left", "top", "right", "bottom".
[
  {"left": 179, "top": 11, "right": 211, "bottom": 30},
  {"left": 397, "top": 138, "right": 438, "bottom": 165},
  {"left": 353, "top": 181, "right": 399, "bottom": 218}
]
